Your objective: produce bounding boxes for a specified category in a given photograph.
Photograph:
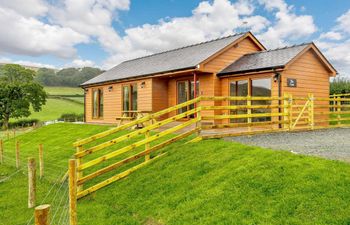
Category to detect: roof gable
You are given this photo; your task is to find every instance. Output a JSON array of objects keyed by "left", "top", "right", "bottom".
[
  {"left": 218, "top": 43, "right": 337, "bottom": 76},
  {"left": 82, "top": 32, "right": 247, "bottom": 86}
]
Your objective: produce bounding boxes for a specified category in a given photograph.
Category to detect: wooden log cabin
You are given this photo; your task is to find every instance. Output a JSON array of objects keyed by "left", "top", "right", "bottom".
[{"left": 81, "top": 31, "right": 337, "bottom": 125}]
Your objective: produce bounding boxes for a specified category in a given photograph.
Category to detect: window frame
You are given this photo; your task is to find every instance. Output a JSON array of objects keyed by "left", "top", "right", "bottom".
[
  {"left": 91, "top": 87, "right": 104, "bottom": 119},
  {"left": 122, "top": 83, "right": 138, "bottom": 114}
]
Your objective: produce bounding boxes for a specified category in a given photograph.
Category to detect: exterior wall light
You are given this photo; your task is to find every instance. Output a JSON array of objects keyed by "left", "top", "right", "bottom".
[
  {"left": 108, "top": 86, "right": 113, "bottom": 92},
  {"left": 140, "top": 82, "right": 146, "bottom": 88}
]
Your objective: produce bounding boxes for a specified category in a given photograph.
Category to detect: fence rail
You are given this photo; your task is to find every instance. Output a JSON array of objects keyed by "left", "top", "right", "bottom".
[{"left": 72, "top": 93, "right": 350, "bottom": 199}]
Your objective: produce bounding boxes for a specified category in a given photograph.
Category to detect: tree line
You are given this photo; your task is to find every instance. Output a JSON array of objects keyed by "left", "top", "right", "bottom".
[{"left": 35, "top": 67, "right": 104, "bottom": 87}]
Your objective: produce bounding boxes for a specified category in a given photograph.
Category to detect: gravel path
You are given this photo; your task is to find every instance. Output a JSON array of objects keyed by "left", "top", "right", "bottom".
[{"left": 224, "top": 128, "right": 350, "bottom": 162}]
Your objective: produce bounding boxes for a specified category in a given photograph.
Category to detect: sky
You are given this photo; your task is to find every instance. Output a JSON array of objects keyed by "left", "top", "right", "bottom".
[{"left": 0, "top": 0, "right": 350, "bottom": 76}]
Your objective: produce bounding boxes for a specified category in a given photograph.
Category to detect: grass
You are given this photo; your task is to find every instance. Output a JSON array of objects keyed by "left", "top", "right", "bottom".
[
  {"left": 1, "top": 123, "right": 350, "bottom": 224},
  {"left": 22, "top": 98, "right": 83, "bottom": 122},
  {"left": 44, "top": 86, "right": 83, "bottom": 96}
]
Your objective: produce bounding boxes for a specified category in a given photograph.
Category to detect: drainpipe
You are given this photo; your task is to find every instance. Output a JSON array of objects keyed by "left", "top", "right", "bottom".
[
  {"left": 193, "top": 72, "right": 197, "bottom": 118},
  {"left": 274, "top": 70, "right": 282, "bottom": 128}
]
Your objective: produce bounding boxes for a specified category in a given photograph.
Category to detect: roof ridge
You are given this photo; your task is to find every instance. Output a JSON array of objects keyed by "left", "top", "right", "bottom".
[
  {"left": 122, "top": 32, "right": 248, "bottom": 63},
  {"left": 243, "top": 42, "right": 312, "bottom": 56}
]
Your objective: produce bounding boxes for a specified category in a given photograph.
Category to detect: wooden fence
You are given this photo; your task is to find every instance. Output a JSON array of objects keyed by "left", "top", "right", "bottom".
[{"left": 71, "top": 93, "right": 350, "bottom": 199}]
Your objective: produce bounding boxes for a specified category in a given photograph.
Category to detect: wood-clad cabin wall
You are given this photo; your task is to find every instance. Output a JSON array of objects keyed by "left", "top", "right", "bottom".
[
  {"left": 282, "top": 49, "right": 330, "bottom": 98},
  {"left": 152, "top": 78, "right": 169, "bottom": 119},
  {"left": 85, "top": 78, "right": 152, "bottom": 124},
  {"left": 282, "top": 48, "right": 332, "bottom": 125}
]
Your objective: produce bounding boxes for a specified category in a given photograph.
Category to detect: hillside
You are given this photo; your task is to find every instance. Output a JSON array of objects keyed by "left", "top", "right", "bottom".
[{"left": 1, "top": 124, "right": 350, "bottom": 224}]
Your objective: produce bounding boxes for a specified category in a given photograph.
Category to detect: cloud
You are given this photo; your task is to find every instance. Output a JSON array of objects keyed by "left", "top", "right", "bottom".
[
  {"left": 316, "top": 9, "right": 350, "bottom": 76},
  {"left": 66, "top": 59, "right": 96, "bottom": 68},
  {"left": 0, "top": 57, "right": 57, "bottom": 69},
  {"left": 0, "top": 0, "right": 48, "bottom": 17},
  {"left": 319, "top": 31, "right": 343, "bottom": 41},
  {"left": 0, "top": 6, "right": 89, "bottom": 58},
  {"left": 256, "top": 0, "right": 317, "bottom": 48},
  {"left": 103, "top": 0, "right": 270, "bottom": 68}
]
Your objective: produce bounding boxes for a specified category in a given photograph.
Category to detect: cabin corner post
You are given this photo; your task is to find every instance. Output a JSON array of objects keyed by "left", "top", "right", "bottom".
[
  {"left": 76, "top": 145, "right": 83, "bottom": 192},
  {"left": 308, "top": 93, "right": 314, "bottom": 130}
]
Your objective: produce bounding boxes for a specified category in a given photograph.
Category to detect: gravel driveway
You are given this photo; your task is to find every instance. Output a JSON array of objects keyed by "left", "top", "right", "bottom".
[{"left": 225, "top": 128, "right": 350, "bottom": 162}]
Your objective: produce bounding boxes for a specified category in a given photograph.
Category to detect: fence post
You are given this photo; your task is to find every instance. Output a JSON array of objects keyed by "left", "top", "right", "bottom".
[
  {"left": 196, "top": 104, "right": 202, "bottom": 136},
  {"left": 337, "top": 96, "right": 341, "bottom": 125},
  {"left": 69, "top": 159, "right": 78, "bottom": 225},
  {"left": 145, "top": 131, "right": 150, "bottom": 161},
  {"left": 0, "top": 139, "right": 3, "bottom": 164},
  {"left": 283, "top": 93, "right": 289, "bottom": 129},
  {"left": 16, "top": 140, "right": 20, "bottom": 169},
  {"left": 34, "top": 204, "right": 50, "bottom": 225},
  {"left": 28, "top": 157, "right": 36, "bottom": 208},
  {"left": 288, "top": 94, "right": 293, "bottom": 130},
  {"left": 76, "top": 145, "right": 83, "bottom": 192},
  {"left": 247, "top": 96, "right": 252, "bottom": 132},
  {"left": 308, "top": 93, "right": 314, "bottom": 130},
  {"left": 39, "top": 144, "right": 44, "bottom": 179}
]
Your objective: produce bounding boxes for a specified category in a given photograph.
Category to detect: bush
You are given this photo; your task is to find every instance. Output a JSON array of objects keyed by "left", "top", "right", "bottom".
[
  {"left": 0, "top": 118, "right": 40, "bottom": 129},
  {"left": 59, "top": 113, "right": 84, "bottom": 122},
  {"left": 330, "top": 77, "right": 350, "bottom": 95}
]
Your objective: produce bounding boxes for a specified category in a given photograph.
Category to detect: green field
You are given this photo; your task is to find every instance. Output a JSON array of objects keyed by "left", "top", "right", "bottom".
[
  {"left": 11, "top": 87, "right": 84, "bottom": 122},
  {"left": 1, "top": 124, "right": 350, "bottom": 225},
  {"left": 44, "top": 86, "right": 83, "bottom": 96}
]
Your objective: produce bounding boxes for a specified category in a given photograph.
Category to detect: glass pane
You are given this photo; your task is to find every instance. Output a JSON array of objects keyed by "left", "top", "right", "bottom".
[
  {"left": 230, "top": 80, "right": 248, "bottom": 123},
  {"left": 93, "top": 90, "right": 98, "bottom": 118},
  {"left": 131, "top": 84, "right": 137, "bottom": 111},
  {"left": 99, "top": 89, "right": 103, "bottom": 117},
  {"left": 252, "top": 78, "right": 272, "bottom": 122},
  {"left": 189, "top": 81, "right": 199, "bottom": 118},
  {"left": 177, "top": 81, "right": 188, "bottom": 114},
  {"left": 123, "top": 86, "right": 130, "bottom": 112}
]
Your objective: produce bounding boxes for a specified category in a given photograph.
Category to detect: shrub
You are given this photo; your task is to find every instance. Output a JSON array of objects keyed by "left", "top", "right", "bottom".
[
  {"left": 0, "top": 118, "right": 40, "bottom": 130},
  {"left": 330, "top": 77, "right": 350, "bottom": 95},
  {"left": 59, "top": 113, "right": 84, "bottom": 122}
]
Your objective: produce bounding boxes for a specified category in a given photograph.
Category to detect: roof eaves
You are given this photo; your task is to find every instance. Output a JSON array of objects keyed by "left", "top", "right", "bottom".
[
  {"left": 80, "top": 66, "right": 197, "bottom": 87},
  {"left": 217, "top": 65, "right": 285, "bottom": 77}
]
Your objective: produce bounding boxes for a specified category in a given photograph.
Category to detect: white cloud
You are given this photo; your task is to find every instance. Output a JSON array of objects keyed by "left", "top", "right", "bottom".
[
  {"left": 319, "top": 31, "right": 343, "bottom": 41},
  {"left": 0, "top": 0, "right": 48, "bottom": 17},
  {"left": 0, "top": 57, "right": 57, "bottom": 69},
  {"left": 257, "top": 0, "right": 317, "bottom": 48},
  {"left": 103, "top": 0, "right": 270, "bottom": 68},
  {"left": 336, "top": 9, "right": 350, "bottom": 34},
  {"left": 316, "top": 9, "right": 350, "bottom": 76},
  {"left": 66, "top": 59, "right": 96, "bottom": 68},
  {"left": 0, "top": 6, "right": 89, "bottom": 58}
]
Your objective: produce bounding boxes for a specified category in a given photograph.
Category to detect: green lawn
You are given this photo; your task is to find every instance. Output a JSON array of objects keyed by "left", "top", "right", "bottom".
[
  {"left": 44, "top": 86, "right": 83, "bottom": 96},
  {"left": 21, "top": 98, "right": 83, "bottom": 122},
  {"left": 1, "top": 124, "right": 350, "bottom": 225}
]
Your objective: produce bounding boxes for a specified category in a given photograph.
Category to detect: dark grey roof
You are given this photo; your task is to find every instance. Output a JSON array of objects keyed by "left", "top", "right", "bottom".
[
  {"left": 218, "top": 43, "right": 311, "bottom": 75},
  {"left": 82, "top": 33, "right": 246, "bottom": 86}
]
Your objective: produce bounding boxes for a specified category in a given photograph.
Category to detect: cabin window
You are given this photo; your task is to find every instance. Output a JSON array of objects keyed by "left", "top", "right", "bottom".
[
  {"left": 177, "top": 80, "right": 199, "bottom": 117},
  {"left": 251, "top": 78, "right": 272, "bottom": 122},
  {"left": 122, "top": 84, "right": 138, "bottom": 116},
  {"left": 92, "top": 88, "right": 104, "bottom": 118},
  {"left": 230, "top": 80, "right": 248, "bottom": 123}
]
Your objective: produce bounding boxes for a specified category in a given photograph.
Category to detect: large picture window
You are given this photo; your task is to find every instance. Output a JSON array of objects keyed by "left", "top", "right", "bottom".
[
  {"left": 92, "top": 88, "right": 104, "bottom": 118},
  {"left": 230, "top": 78, "right": 272, "bottom": 123},
  {"left": 252, "top": 78, "right": 272, "bottom": 122},
  {"left": 123, "top": 84, "right": 138, "bottom": 116}
]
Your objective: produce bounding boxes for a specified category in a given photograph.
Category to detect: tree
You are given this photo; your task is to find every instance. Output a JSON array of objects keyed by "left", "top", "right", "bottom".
[{"left": 0, "top": 64, "right": 47, "bottom": 129}]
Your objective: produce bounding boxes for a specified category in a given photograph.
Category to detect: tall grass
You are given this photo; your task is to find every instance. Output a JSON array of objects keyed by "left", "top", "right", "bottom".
[{"left": 330, "top": 77, "right": 350, "bottom": 95}]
